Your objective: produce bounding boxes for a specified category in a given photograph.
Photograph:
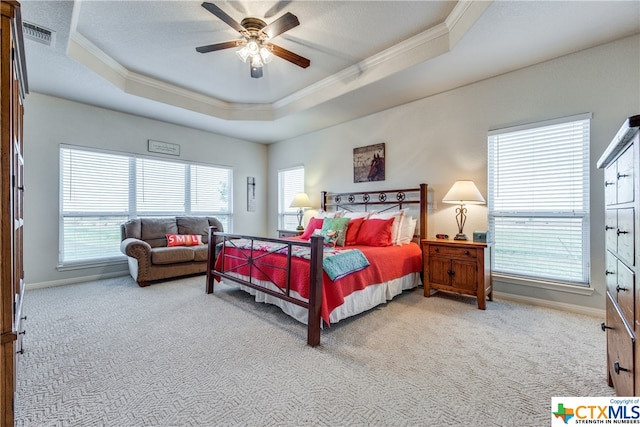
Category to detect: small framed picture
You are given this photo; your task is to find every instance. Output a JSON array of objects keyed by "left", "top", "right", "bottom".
[{"left": 353, "top": 143, "right": 385, "bottom": 183}]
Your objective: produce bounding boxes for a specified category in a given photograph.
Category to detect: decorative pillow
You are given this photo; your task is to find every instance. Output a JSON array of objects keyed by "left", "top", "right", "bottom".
[
  {"left": 345, "top": 217, "right": 365, "bottom": 246},
  {"left": 166, "top": 234, "right": 203, "bottom": 247},
  {"left": 301, "top": 217, "right": 324, "bottom": 240},
  {"left": 399, "top": 216, "right": 417, "bottom": 244},
  {"left": 356, "top": 218, "right": 394, "bottom": 247},
  {"left": 370, "top": 208, "right": 408, "bottom": 245},
  {"left": 320, "top": 217, "right": 350, "bottom": 247}
]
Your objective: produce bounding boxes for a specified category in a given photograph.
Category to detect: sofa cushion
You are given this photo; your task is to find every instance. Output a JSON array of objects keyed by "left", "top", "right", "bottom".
[
  {"left": 177, "top": 216, "right": 209, "bottom": 240},
  {"left": 193, "top": 245, "right": 209, "bottom": 262},
  {"left": 151, "top": 246, "right": 195, "bottom": 264},
  {"left": 141, "top": 218, "right": 178, "bottom": 248},
  {"left": 122, "top": 219, "right": 142, "bottom": 240}
]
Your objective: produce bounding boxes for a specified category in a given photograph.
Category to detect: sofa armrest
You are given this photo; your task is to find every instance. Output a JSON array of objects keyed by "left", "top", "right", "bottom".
[{"left": 121, "top": 238, "right": 152, "bottom": 260}]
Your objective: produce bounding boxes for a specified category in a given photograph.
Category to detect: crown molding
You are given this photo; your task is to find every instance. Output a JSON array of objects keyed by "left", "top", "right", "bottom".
[{"left": 65, "top": 0, "right": 492, "bottom": 123}]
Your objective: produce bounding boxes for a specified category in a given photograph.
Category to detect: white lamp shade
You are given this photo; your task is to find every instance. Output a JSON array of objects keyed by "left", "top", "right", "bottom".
[
  {"left": 289, "top": 192, "right": 312, "bottom": 208},
  {"left": 442, "top": 180, "right": 485, "bottom": 205}
]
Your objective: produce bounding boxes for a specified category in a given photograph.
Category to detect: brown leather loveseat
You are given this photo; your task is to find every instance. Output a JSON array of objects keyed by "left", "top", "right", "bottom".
[{"left": 120, "top": 216, "right": 223, "bottom": 287}]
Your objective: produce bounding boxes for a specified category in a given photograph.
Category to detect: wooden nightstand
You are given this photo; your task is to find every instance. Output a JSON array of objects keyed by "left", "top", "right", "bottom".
[
  {"left": 422, "top": 238, "right": 493, "bottom": 309},
  {"left": 278, "top": 229, "right": 303, "bottom": 238}
]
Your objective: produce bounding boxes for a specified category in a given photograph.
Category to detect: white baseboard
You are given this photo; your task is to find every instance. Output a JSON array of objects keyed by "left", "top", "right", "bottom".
[
  {"left": 26, "top": 272, "right": 130, "bottom": 291},
  {"left": 493, "top": 291, "right": 605, "bottom": 319}
]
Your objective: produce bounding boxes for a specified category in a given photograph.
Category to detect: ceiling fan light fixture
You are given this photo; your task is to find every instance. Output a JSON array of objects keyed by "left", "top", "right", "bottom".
[
  {"left": 250, "top": 54, "right": 263, "bottom": 68},
  {"left": 236, "top": 45, "right": 250, "bottom": 62},
  {"left": 246, "top": 39, "right": 260, "bottom": 56},
  {"left": 259, "top": 46, "right": 273, "bottom": 64}
]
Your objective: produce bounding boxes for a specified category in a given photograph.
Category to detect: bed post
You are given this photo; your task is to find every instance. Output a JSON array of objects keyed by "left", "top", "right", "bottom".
[
  {"left": 206, "top": 226, "right": 217, "bottom": 294},
  {"left": 307, "top": 235, "right": 324, "bottom": 347},
  {"left": 419, "top": 183, "right": 428, "bottom": 240}
]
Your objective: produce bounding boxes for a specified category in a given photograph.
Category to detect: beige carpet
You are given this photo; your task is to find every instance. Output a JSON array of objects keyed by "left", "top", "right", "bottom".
[{"left": 15, "top": 275, "right": 612, "bottom": 426}]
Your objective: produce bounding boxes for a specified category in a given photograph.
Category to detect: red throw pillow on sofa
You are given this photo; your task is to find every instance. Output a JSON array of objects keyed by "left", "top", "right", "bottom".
[
  {"left": 355, "top": 218, "right": 394, "bottom": 247},
  {"left": 166, "top": 234, "right": 203, "bottom": 247},
  {"left": 301, "top": 217, "right": 324, "bottom": 240}
]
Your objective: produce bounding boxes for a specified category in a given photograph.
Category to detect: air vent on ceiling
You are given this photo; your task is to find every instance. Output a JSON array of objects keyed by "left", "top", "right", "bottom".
[{"left": 23, "top": 21, "right": 55, "bottom": 47}]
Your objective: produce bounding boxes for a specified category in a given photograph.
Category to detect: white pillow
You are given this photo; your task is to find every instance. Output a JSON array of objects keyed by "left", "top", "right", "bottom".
[
  {"left": 370, "top": 208, "right": 408, "bottom": 245},
  {"left": 399, "top": 216, "right": 417, "bottom": 244},
  {"left": 315, "top": 209, "right": 342, "bottom": 219},
  {"left": 342, "top": 211, "right": 370, "bottom": 219}
]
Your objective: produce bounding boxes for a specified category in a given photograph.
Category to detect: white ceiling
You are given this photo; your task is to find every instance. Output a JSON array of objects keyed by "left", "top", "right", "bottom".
[{"left": 20, "top": 0, "right": 640, "bottom": 144}]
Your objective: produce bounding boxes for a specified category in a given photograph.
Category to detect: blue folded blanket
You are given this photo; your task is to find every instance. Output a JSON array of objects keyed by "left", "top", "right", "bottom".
[{"left": 323, "top": 250, "right": 370, "bottom": 281}]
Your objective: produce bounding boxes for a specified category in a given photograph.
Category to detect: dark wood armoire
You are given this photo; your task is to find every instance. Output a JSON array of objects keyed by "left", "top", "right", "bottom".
[{"left": 0, "top": 1, "right": 27, "bottom": 424}]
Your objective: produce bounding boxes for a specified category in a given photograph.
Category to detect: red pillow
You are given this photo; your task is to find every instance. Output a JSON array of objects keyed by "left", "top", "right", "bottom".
[
  {"left": 345, "top": 217, "right": 365, "bottom": 246},
  {"left": 301, "top": 217, "right": 324, "bottom": 240},
  {"left": 356, "top": 218, "right": 394, "bottom": 247},
  {"left": 166, "top": 234, "right": 203, "bottom": 247}
]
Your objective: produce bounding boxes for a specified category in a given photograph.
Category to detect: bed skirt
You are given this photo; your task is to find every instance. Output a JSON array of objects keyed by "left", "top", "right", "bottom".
[{"left": 219, "top": 272, "right": 421, "bottom": 325}]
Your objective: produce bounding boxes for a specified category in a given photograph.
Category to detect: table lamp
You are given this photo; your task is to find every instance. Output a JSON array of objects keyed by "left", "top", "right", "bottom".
[
  {"left": 442, "top": 180, "right": 486, "bottom": 240},
  {"left": 289, "top": 192, "right": 312, "bottom": 230}
]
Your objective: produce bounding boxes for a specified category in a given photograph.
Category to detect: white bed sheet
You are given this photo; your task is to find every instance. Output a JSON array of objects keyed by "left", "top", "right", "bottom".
[{"left": 218, "top": 272, "right": 421, "bottom": 325}]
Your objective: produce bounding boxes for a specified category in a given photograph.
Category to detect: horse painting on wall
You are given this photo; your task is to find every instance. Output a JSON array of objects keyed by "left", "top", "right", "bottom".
[{"left": 353, "top": 143, "right": 385, "bottom": 183}]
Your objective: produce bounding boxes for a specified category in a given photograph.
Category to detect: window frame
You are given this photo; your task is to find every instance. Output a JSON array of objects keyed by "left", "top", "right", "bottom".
[
  {"left": 487, "top": 113, "right": 591, "bottom": 288},
  {"left": 59, "top": 144, "right": 233, "bottom": 268},
  {"left": 277, "top": 166, "right": 305, "bottom": 230}
]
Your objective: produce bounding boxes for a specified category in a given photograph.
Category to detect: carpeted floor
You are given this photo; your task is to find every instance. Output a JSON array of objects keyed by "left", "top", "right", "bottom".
[{"left": 15, "top": 275, "right": 612, "bottom": 426}]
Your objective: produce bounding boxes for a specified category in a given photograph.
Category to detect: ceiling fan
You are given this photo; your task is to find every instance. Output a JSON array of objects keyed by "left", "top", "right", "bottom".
[{"left": 196, "top": 2, "right": 310, "bottom": 79}]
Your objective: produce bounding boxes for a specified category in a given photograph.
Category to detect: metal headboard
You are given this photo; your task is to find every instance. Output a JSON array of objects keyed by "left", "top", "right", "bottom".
[{"left": 320, "top": 183, "right": 428, "bottom": 240}]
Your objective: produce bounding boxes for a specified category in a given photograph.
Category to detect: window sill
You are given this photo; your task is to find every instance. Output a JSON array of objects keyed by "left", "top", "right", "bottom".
[
  {"left": 57, "top": 258, "right": 127, "bottom": 271},
  {"left": 492, "top": 273, "right": 594, "bottom": 296}
]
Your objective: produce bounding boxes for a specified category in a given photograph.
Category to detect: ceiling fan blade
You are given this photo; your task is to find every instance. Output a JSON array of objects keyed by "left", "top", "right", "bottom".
[
  {"left": 196, "top": 40, "right": 242, "bottom": 53},
  {"left": 250, "top": 65, "right": 263, "bottom": 79},
  {"left": 201, "top": 2, "right": 245, "bottom": 33},
  {"left": 263, "top": 0, "right": 292, "bottom": 19},
  {"left": 262, "top": 12, "right": 299, "bottom": 39},
  {"left": 268, "top": 43, "right": 310, "bottom": 68}
]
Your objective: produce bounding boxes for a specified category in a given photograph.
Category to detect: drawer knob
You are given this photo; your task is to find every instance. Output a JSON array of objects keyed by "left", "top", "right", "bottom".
[
  {"left": 617, "top": 229, "right": 629, "bottom": 236},
  {"left": 616, "top": 285, "right": 629, "bottom": 293},
  {"left": 601, "top": 322, "right": 613, "bottom": 331},
  {"left": 464, "top": 250, "right": 470, "bottom": 255},
  {"left": 614, "top": 361, "right": 630, "bottom": 374},
  {"left": 605, "top": 270, "right": 615, "bottom": 276},
  {"left": 434, "top": 248, "right": 439, "bottom": 253},
  {"left": 605, "top": 225, "right": 615, "bottom": 231},
  {"left": 447, "top": 270, "right": 455, "bottom": 276},
  {"left": 605, "top": 181, "right": 615, "bottom": 187},
  {"left": 617, "top": 173, "right": 629, "bottom": 179}
]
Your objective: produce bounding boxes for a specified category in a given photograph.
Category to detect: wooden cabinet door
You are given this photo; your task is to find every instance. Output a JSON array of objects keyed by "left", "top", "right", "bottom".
[
  {"left": 428, "top": 257, "right": 450, "bottom": 286},
  {"left": 605, "top": 163, "right": 618, "bottom": 205},
  {"left": 618, "top": 208, "right": 635, "bottom": 266},
  {"left": 617, "top": 145, "right": 635, "bottom": 204},
  {"left": 451, "top": 259, "right": 478, "bottom": 292},
  {"left": 606, "top": 294, "right": 635, "bottom": 396}
]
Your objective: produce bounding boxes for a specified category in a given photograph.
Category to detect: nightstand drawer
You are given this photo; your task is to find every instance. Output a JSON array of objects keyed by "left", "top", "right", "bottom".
[
  {"left": 429, "top": 245, "right": 477, "bottom": 259},
  {"left": 278, "top": 229, "right": 302, "bottom": 238}
]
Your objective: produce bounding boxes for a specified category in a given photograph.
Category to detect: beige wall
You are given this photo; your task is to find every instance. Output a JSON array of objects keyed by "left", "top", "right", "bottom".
[
  {"left": 267, "top": 35, "right": 640, "bottom": 312},
  {"left": 23, "top": 94, "right": 268, "bottom": 286}
]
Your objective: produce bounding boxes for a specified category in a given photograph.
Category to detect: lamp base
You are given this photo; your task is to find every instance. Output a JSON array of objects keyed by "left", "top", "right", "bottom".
[
  {"left": 453, "top": 233, "right": 468, "bottom": 241},
  {"left": 296, "top": 225, "right": 304, "bottom": 231}
]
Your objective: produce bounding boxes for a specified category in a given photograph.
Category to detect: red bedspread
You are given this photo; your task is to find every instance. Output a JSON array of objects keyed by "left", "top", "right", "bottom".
[{"left": 214, "top": 240, "right": 422, "bottom": 324}]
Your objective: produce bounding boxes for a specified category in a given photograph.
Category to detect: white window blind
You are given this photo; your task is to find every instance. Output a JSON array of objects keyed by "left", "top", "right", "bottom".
[
  {"left": 278, "top": 166, "right": 305, "bottom": 230},
  {"left": 488, "top": 114, "right": 591, "bottom": 285},
  {"left": 60, "top": 145, "right": 232, "bottom": 267}
]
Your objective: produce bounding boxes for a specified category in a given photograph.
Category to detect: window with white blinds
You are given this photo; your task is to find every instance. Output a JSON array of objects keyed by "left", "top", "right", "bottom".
[
  {"left": 488, "top": 113, "right": 591, "bottom": 285},
  {"left": 60, "top": 145, "right": 232, "bottom": 267},
  {"left": 278, "top": 166, "right": 305, "bottom": 230}
]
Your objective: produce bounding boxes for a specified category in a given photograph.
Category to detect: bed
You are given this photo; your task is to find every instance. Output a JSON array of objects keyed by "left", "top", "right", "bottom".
[{"left": 206, "top": 184, "right": 428, "bottom": 346}]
